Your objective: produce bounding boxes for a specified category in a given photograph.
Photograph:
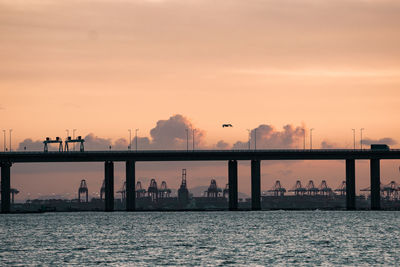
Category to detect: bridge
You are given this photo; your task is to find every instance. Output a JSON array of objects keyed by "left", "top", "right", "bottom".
[{"left": 1, "top": 149, "right": 399, "bottom": 213}]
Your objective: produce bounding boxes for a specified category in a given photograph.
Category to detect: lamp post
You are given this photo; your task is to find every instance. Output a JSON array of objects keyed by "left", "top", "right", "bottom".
[
  {"left": 185, "top": 129, "right": 189, "bottom": 151},
  {"left": 310, "top": 128, "right": 314, "bottom": 150},
  {"left": 247, "top": 129, "right": 251, "bottom": 150},
  {"left": 128, "top": 129, "right": 132, "bottom": 150},
  {"left": 9, "top": 129, "right": 12, "bottom": 152},
  {"left": 193, "top": 128, "right": 196, "bottom": 151},
  {"left": 352, "top": 129, "right": 356, "bottom": 150},
  {"left": 135, "top": 129, "right": 139, "bottom": 152},
  {"left": 360, "top": 128, "right": 364, "bottom": 150},
  {"left": 303, "top": 128, "right": 306, "bottom": 150},
  {"left": 254, "top": 128, "right": 257, "bottom": 150},
  {"left": 3, "top": 130, "right": 6, "bottom": 152}
]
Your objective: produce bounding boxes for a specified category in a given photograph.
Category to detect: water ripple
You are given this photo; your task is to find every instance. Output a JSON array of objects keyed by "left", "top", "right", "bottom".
[{"left": 1, "top": 211, "right": 400, "bottom": 266}]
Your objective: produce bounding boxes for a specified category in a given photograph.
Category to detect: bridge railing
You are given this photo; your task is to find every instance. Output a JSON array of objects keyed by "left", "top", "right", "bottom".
[{"left": 1, "top": 148, "right": 400, "bottom": 154}]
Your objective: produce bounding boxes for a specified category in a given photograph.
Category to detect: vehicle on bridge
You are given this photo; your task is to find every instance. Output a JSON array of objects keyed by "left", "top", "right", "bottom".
[{"left": 371, "top": 144, "right": 390, "bottom": 150}]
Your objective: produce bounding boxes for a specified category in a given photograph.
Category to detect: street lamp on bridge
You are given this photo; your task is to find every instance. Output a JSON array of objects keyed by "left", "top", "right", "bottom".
[
  {"left": 135, "top": 129, "right": 139, "bottom": 152},
  {"left": 192, "top": 128, "right": 196, "bottom": 151},
  {"left": 128, "top": 129, "right": 132, "bottom": 150},
  {"left": 360, "top": 128, "right": 365, "bottom": 150},
  {"left": 247, "top": 129, "right": 251, "bottom": 150},
  {"left": 9, "top": 129, "right": 12, "bottom": 152},
  {"left": 185, "top": 128, "right": 189, "bottom": 151},
  {"left": 310, "top": 128, "right": 314, "bottom": 150},
  {"left": 2, "top": 130, "right": 6, "bottom": 152},
  {"left": 254, "top": 128, "right": 257, "bottom": 150}
]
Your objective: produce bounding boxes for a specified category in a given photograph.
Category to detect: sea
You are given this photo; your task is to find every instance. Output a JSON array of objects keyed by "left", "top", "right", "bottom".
[{"left": 0, "top": 211, "right": 399, "bottom": 266}]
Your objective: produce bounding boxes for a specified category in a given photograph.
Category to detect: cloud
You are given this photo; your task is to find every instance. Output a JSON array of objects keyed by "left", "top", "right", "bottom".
[
  {"left": 17, "top": 138, "right": 43, "bottom": 151},
  {"left": 149, "top": 114, "right": 205, "bottom": 149},
  {"left": 134, "top": 137, "right": 151, "bottom": 149},
  {"left": 215, "top": 140, "right": 230, "bottom": 149},
  {"left": 112, "top": 137, "right": 151, "bottom": 150},
  {"left": 82, "top": 134, "right": 152, "bottom": 150},
  {"left": 320, "top": 140, "right": 336, "bottom": 149},
  {"left": 231, "top": 68, "right": 400, "bottom": 78},
  {"left": 362, "top": 137, "right": 397, "bottom": 146},
  {"left": 113, "top": 138, "right": 128, "bottom": 150},
  {"left": 233, "top": 124, "right": 305, "bottom": 149},
  {"left": 82, "top": 114, "right": 205, "bottom": 150},
  {"left": 84, "top": 134, "right": 112, "bottom": 150}
]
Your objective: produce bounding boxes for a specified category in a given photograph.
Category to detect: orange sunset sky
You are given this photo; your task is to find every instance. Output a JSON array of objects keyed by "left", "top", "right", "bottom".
[{"left": 1, "top": 0, "right": 400, "bottom": 199}]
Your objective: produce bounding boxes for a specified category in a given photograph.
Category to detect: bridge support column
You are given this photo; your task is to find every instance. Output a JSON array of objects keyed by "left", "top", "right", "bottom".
[
  {"left": 345, "top": 159, "right": 356, "bottom": 210},
  {"left": 105, "top": 161, "right": 114, "bottom": 212},
  {"left": 251, "top": 160, "right": 261, "bottom": 210},
  {"left": 370, "top": 159, "right": 380, "bottom": 210},
  {"left": 126, "top": 160, "right": 135, "bottom": 211},
  {"left": 228, "top": 160, "right": 238, "bottom": 211},
  {"left": 1, "top": 162, "right": 12, "bottom": 214}
]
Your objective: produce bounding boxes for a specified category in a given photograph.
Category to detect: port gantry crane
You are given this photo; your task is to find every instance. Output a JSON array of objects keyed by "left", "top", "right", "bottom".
[
  {"left": 382, "top": 181, "right": 399, "bottom": 200},
  {"left": 361, "top": 183, "right": 384, "bottom": 194},
  {"left": 288, "top": 180, "right": 307, "bottom": 196},
  {"left": 43, "top": 137, "right": 63, "bottom": 152},
  {"left": 334, "top": 181, "right": 346, "bottom": 196},
  {"left": 147, "top": 179, "right": 158, "bottom": 202},
  {"left": 10, "top": 188, "right": 19, "bottom": 204},
  {"left": 117, "top": 181, "right": 126, "bottom": 201},
  {"left": 158, "top": 181, "right": 171, "bottom": 199},
  {"left": 318, "top": 180, "right": 333, "bottom": 197},
  {"left": 223, "top": 183, "right": 229, "bottom": 199},
  {"left": 64, "top": 136, "right": 85, "bottom": 152},
  {"left": 135, "top": 181, "right": 146, "bottom": 198},
  {"left": 178, "top": 169, "right": 189, "bottom": 205},
  {"left": 0, "top": 186, "right": 19, "bottom": 204},
  {"left": 78, "top": 179, "right": 89, "bottom": 203},
  {"left": 361, "top": 181, "right": 400, "bottom": 200},
  {"left": 268, "top": 180, "right": 286, "bottom": 196},
  {"left": 306, "top": 180, "right": 319, "bottom": 196},
  {"left": 205, "top": 179, "right": 222, "bottom": 198}
]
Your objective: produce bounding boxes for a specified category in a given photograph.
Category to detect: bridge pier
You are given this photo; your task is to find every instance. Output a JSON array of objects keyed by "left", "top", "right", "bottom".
[
  {"left": 251, "top": 160, "right": 261, "bottom": 210},
  {"left": 104, "top": 161, "right": 114, "bottom": 212},
  {"left": 370, "top": 159, "right": 380, "bottom": 210},
  {"left": 228, "top": 160, "right": 238, "bottom": 210},
  {"left": 126, "top": 160, "right": 135, "bottom": 211},
  {"left": 1, "top": 162, "right": 12, "bottom": 214},
  {"left": 345, "top": 159, "right": 356, "bottom": 210}
]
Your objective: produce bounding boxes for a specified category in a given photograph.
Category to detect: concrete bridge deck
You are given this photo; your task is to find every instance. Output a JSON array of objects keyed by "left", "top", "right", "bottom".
[{"left": 1, "top": 149, "right": 400, "bottom": 162}]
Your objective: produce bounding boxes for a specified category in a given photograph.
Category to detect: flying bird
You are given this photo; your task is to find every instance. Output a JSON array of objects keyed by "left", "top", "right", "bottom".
[{"left": 222, "top": 124, "right": 233, "bottom": 128}]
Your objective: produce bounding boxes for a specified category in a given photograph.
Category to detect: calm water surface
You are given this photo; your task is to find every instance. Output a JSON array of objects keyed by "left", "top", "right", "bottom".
[{"left": 1, "top": 211, "right": 399, "bottom": 266}]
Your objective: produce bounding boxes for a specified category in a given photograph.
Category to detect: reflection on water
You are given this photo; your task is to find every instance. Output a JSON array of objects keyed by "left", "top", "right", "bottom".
[{"left": 1, "top": 211, "right": 399, "bottom": 265}]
